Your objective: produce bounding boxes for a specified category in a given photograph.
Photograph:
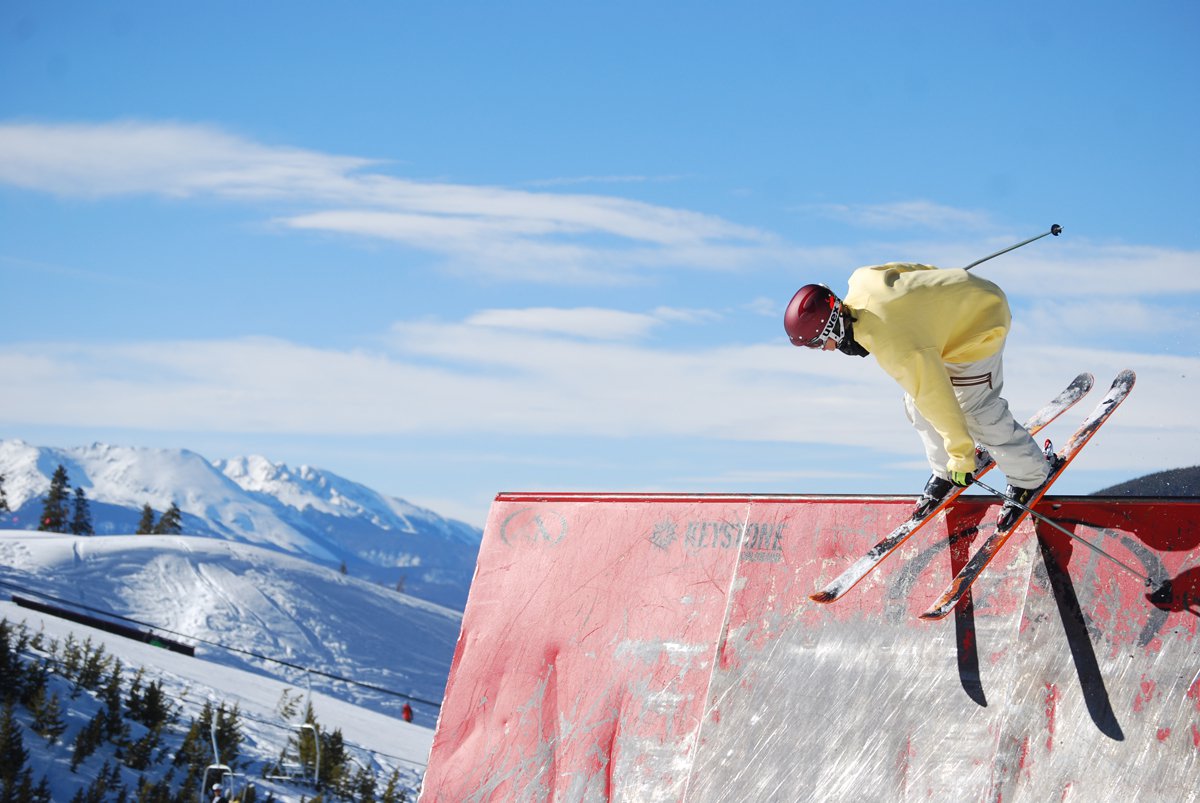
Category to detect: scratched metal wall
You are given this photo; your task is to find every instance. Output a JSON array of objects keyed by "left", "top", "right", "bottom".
[{"left": 421, "top": 494, "right": 1199, "bottom": 802}]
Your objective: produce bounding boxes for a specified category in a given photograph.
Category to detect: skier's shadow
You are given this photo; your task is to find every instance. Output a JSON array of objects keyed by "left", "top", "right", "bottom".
[
  {"left": 886, "top": 508, "right": 991, "bottom": 706},
  {"left": 905, "top": 507, "right": 1125, "bottom": 739},
  {"left": 1029, "top": 530, "right": 1124, "bottom": 741}
]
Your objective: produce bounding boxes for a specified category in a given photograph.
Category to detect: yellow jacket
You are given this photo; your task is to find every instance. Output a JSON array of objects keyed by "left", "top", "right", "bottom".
[{"left": 844, "top": 263, "right": 1011, "bottom": 473}]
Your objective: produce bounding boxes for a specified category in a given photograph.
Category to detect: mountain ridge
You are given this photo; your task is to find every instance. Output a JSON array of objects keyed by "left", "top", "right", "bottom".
[{"left": 0, "top": 439, "right": 481, "bottom": 610}]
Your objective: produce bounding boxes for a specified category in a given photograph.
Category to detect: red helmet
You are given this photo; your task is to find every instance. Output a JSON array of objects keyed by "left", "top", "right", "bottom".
[{"left": 784, "top": 284, "right": 845, "bottom": 348}]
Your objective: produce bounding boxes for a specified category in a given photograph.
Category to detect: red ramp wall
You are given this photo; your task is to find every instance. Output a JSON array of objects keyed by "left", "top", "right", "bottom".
[{"left": 422, "top": 494, "right": 1200, "bottom": 801}]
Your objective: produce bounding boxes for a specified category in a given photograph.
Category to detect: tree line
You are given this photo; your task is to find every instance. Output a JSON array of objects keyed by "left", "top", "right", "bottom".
[
  {"left": 0, "top": 465, "right": 183, "bottom": 536},
  {"left": 1, "top": 617, "right": 412, "bottom": 802}
]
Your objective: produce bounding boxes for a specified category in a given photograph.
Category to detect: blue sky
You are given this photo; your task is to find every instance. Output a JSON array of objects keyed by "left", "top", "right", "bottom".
[{"left": 2, "top": 1, "right": 1198, "bottom": 527}]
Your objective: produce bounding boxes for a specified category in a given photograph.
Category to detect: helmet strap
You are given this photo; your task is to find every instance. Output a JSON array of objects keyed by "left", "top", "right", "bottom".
[{"left": 836, "top": 313, "right": 870, "bottom": 357}]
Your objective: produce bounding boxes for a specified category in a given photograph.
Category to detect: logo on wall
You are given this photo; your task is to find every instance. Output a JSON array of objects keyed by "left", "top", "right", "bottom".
[
  {"left": 499, "top": 507, "right": 568, "bottom": 546},
  {"left": 648, "top": 516, "right": 786, "bottom": 563}
]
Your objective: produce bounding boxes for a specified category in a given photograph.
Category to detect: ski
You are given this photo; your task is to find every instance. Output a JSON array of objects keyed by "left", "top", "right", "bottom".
[
  {"left": 809, "top": 372, "right": 1095, "bottom": 604},
  {"left": 919, "top": 369, "right": 1136, "bottom": 620}
]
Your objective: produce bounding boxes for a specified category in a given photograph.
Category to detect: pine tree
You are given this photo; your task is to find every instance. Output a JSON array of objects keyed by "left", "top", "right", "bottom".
[
  {"left": 380, "top": 769, "right": 406, "bottom": 803},
  {"left": 60, "top": 634, "right": 82, "bottom": 689},
  {"left": 136, "top": 504, "right": 157, "bottom": 535},
  {"left": 318, "top": 727, "right": 349, "bottom": 794},
  {"left": 0, "top": 473, "right": 10, "bottom": 513},
  {"left": 28, "top": 686, "right": 67, "bottom": 744},
  {"left": 37, "top": 464, "right": 71, "bottom": 533},
  {"left": 152, "top": 502, "right": 182, "bottom": 535},
  {"left": 70, "top": 486, "right": 95, "bottom": 535},
  {"left": 0, "top": 702, "right": 30, "bottom": 788},
  {"left": 174, "top": 700, "right": 245, "bottom": 790},
  {"left": 70, "top": 710, "right": 106, "bottom": 771},
  {"left": 32, "top": 774, "right": 51, "bottom": 803},
  {"left": 122, "top": 727, "right": 161, "bottom": 772},
  {"left": 0, "top": 621, "right": 21, "bottom": 704},
  {"left": 75, "top": 637, "right": 111, "bottom": 693},
  {"left": 138, "top": 678, "right": 175, "bottom": 731},
  {"left": 100, "top": 658, "right": 129, "bottom": 745},
  {"left": 214, "top": 702, "right": 245, "bottom": 770}
]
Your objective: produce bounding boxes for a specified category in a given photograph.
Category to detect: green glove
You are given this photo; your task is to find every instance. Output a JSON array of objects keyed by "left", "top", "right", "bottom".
[{"left": 949, "top": 470, "right": 974, "bottom": 487}]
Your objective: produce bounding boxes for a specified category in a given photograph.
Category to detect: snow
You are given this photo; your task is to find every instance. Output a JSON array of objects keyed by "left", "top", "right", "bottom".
[
  {"left": 0, "top": 528, "right": 459, "bottom": 800},
  {"left": 4, "top": 596, "right": 435, "bottom": 801},
  {"left": 0, "top": 439, "right": 487, "bottom": 796},
  {"left": 0, "top": 439, "right": 482, "bottom": 610}
]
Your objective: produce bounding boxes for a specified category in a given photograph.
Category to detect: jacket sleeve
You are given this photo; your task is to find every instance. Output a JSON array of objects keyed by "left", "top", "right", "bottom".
[{"left": 884, "top": 346, "right": 977, "bottom": 473}]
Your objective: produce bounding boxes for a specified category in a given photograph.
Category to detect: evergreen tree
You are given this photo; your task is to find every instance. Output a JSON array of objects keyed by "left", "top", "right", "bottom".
[
  {"left": 70, "top": 710, "right": 106, "bottom": 771},
  {"left": 122, "top": 727, "right": 161, "bottom": 772},
  {"left": 72, "top": 759, "right": 124, "bottom": 803},
  {"left": 152, "top": 502, "right": 182, "bottom": 535},
  {"left": 0, "top": 473, "right": 10, "bottom": 513},
  {"left": 70, "top": 486, "right": 95, "bottom": 536},
  {"left": 0, "top": 702, "right": 30, "bottom": 788},
  {"left": 74, "top": 637, "right": 110, "bottom": 693},
  {"left": 32, "top": 774, "right": 52, "bottom": 803},
  {"left": 37, "top": 464, "right": 71, "bottom": 533},
  {"left": 0, "top": 621, "right": 21, "bottom": 704},
  {"left": 136, "top": 504, "right": 157, "bottom": 535},
  {"left": 174, "top": 700, "right": 244, "bottom": 790},
  {"left": 137, "top": 678, "right": 175, "bottom": 731},
  {"left": 349, "top": 764, "right": 377, "bottom": 802},
  {"left": 317, "top": 727, "right": 349, "bottom": 794},
  {"left": 100, "top": 658, "right": 129, "bottom": 745},
  {"left": 171, "top": 707, "right": 210, "bottom": 791},
  {"left": 380, "top": 769, "right": 407, "bottom": 803},
  {"left": 132, "top": 775, "right": 175, "bottom": 803},
  {"left": 28, "top": 686, "right": 67, "bottom": 744}
]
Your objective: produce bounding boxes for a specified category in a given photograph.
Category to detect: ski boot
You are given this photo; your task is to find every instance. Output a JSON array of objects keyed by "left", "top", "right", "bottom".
[
  {"left": 997, "top": 440, "right": 1064, "bottom": 531},
  {"left": 913, "top": 446, "right": 990, "bottom": 520},
  {"left": 913, "top": 475, "right": 955, "bottom": 519}
]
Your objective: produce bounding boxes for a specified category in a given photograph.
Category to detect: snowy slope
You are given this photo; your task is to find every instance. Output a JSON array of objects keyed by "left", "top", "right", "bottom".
[
  {"left": 0, "top": 531, "right": 462, "bottom": 726},
  {"left": 0, "top": 440, "right": 481, "bottom": 609},
  {"left": 3, "top": 597, "right": 435, "bottom": 802}
]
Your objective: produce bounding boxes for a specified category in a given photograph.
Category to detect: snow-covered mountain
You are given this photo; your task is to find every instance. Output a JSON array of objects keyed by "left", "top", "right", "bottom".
[{"left": 0, "top": 440, "right": 482, "bottom": 610}]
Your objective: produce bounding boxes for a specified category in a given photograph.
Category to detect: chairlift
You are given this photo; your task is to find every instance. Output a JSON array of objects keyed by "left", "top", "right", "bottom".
[
  {"left": 201, "top": 711, "right": 246, "bottom": 800},
  {"left": 201, "top": 765, "right": 246, "bottom": 801},
  {"left": 266, "top": 671, "right": 321, "bottom": 787}
]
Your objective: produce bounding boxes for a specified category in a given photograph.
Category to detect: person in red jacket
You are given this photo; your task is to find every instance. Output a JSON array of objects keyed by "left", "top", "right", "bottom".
[{"left": 784, "top": 263, "right": 1058, "bottom": 528}]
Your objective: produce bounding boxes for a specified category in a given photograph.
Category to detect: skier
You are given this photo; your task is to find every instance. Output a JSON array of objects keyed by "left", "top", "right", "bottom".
[{"left": 784, "top": 262, "right": 1059, "bottom": 529}]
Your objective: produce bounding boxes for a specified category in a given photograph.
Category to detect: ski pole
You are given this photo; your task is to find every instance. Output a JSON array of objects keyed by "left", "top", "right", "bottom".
[
  {"left": 970, "top": 476, "right": 1172, "bottom": 597},
  {"left": 963, "top": 224, "right": 1063, "bottom": 271}
]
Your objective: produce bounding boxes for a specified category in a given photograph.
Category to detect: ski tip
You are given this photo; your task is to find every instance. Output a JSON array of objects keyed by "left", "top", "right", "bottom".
[
  {"left": 918, "top": 607, "right": 950, "bottom": 621},
  {"left": 808, "top": 590, "right": 839, "bottom": 604}
]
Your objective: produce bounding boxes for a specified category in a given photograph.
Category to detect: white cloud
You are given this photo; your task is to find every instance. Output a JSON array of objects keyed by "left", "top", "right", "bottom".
[
  {"left": 0, "top": 119, "right": 781, "bottom": 283},
  {"left": 523, "top": 174, "right": 689, "bottom": 188},
  {"left": 973, "top": 241, "right": 1200, "bottom": 297},
  {"left": 0, "top": 120, "right": 373, "bottom": 199},
  {"left": 805, "top": 200, "right": 995, "bottom": 231},
  {"left": 465, "top": 307, "right": 663, "bottom": 341},
  {"left": 2, "top": 312, "right": 1195, "bottom": 486}
]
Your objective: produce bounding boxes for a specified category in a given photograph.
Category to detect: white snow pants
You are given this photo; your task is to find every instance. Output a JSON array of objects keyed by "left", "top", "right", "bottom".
[{"left": 903, "top": 351, "right": 1050, "bottom": 489}]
